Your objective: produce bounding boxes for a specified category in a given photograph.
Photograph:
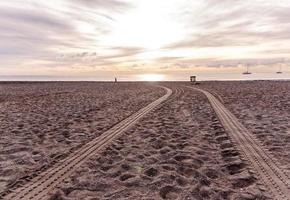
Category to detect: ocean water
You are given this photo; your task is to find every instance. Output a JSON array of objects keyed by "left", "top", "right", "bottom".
[
  {"left": 187, "top": 72, "right": 290, "bottom": 81},
  {"left": 0, "top": 72, "right": 290, "bottom": 82},
  {"left": 0, "top": 76, "right": 110, "bottom": 82}
]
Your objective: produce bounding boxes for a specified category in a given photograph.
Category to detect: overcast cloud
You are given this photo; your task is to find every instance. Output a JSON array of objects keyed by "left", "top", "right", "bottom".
[{"left": 0, "top": 0, "right": 290, "bottom": 77}]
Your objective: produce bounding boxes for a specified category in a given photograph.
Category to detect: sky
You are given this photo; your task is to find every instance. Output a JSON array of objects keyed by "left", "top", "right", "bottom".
[{"left": 1, "top": 0, "right": 290, "bottom": 81}]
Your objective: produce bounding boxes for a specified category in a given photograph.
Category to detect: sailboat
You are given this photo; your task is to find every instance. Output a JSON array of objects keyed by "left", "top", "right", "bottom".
[
  {"left": 242, "top": 64, "right": 252, "bottom": 75},
  {"left": 276, "top": 64, "right": 282, "bottom": 74}
]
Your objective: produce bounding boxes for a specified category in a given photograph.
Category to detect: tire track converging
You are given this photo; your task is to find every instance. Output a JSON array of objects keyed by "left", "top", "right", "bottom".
[
  {"left": 186, "top": 86, "right": 290, "bottom": 200},
  {"left": 3, "top": 86, "right": 172, "bottom": 200}
]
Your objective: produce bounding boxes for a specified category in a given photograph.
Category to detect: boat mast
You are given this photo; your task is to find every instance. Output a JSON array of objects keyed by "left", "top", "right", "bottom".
[{"left": 277, "top": 63, "right": 282, "bottom": 74}]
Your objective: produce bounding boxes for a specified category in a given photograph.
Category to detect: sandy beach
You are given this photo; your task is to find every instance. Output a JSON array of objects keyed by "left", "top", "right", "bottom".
[
  {"left": 197, "top": 81, "right": 290, "bottom": 168},
  {"left": 0, "top": 82, "right": 164, "bottom": 195},
  {"left": 47, "top": 83, "right": 266, "bottom": 199},
  {"left": 1, "top": 81, "right": 290, "bottom": 199}
]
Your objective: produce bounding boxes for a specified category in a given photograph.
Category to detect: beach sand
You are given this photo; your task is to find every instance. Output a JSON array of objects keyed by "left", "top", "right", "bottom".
[
  {"left": 197, "top": 81, "right": 290, "bottom": 169},
  {"left": 49, "top": 84, "right": 266, "bottom": 199},
  {"left": 1, "top": 81, "right": 287, "bottom": 199},
  {"left": 0, "top": 82, "right": 164, "bottom": 194}
]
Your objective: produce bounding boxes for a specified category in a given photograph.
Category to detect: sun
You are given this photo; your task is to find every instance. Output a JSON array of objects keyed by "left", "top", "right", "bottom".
[
  {"left": 139, "top": 74, "right": 165, "bottom": 81},
  {"left": 100, "top": 1, "right": 185, "bottom": 49}
]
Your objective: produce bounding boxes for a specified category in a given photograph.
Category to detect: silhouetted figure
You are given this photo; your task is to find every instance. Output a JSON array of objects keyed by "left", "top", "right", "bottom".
[{"left": 115, "top": 77, "right": 117, "bottom": 82}]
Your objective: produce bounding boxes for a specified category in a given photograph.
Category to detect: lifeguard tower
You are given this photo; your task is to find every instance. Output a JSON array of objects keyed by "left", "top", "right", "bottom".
[{"left": 190, "top": 76, "right": 200, "bottom": 84}]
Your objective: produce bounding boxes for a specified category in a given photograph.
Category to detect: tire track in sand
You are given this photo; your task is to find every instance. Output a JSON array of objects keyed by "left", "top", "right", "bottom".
[
  {"left": 2, "top": 86, "right": 172, "bottom": 200},
  {"left": 186, "top": 86, "right": 290, "bottom": 200}
]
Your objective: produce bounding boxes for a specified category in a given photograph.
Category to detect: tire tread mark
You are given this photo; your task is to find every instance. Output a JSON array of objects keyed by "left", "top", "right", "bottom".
[
  {"left": 186, "top": 86, "right": 290, "bottom": 200},
  {"left": 3, "top": 86, "right": 172, "bottom": 200}
]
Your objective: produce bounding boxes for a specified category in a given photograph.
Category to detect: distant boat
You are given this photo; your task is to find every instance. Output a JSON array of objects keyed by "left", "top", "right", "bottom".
[
  {"left": 276, "top": 64, "right": 283, "bottom": 74},
  {"left": 242, "top": 65, "right": 252, "bottom": 75}
]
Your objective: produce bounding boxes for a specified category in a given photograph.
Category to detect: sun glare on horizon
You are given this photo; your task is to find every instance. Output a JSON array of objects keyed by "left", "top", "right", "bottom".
[{"left": 138, "top": 74, "right": 165, "bottom": 81}]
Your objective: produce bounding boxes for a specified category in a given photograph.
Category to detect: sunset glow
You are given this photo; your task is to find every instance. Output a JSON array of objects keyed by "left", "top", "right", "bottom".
[
  {"left": 0, "top": 0, "right": 290, "bottom": 80},
  {"left": 138, "top": 74, "right": 165, "bottom": 82}
]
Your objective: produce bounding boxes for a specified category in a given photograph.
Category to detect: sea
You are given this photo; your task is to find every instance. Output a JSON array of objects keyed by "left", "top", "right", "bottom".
[{"left": 0, "top": 72, "right": 290, "bottom": 82}]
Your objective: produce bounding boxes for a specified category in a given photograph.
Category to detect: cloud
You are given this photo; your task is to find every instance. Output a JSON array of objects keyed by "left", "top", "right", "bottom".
[
  {"left": 72, "top": 0, "right": 131, "bottom": 10},
  {"left": 0, "top": 4, "right": 84, "bottom": 58},
  {"left": 109, "top": 46, "right": 144, "bottom": 58},
  {"left": 170, "top": 58, "right": 288, "bottom": 68},
  {"left": 0, "top": 8, "right": 71, "bottom": 30},
  {"left": 52, "top": 46, "right": 144, "bottom": 70},
  {"left": 1, "top": 0, "right": 290, "bottom": 77},
  {"left": 165, "top": 0, "right": 290, "bottom": 52},
  {"left": 0, "top": 0, "right": 132, "bottom": 64}
]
